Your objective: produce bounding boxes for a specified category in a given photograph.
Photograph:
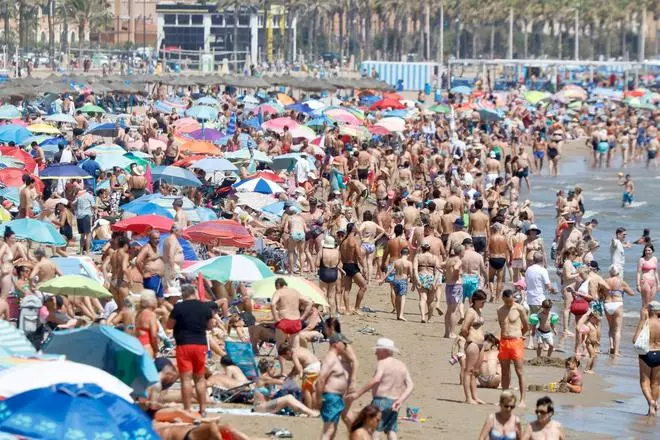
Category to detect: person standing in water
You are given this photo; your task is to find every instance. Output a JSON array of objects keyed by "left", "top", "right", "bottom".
[
  {"left": 619, "top": 173, "right": 635, "bottom": 208},
  {"left": 636, "top": 244, "right": 659, "bottom": 308},
  {"left": 633, "top": 301, "right": 660, "bottom": 418}
]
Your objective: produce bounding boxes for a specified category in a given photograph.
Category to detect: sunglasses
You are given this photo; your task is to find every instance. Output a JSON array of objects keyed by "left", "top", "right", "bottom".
[
  {"left": 535, "top": 409, "right": 550, "bottom": 415},
  {"left": 502, "top": 404, "right": 515, "bottom": 409}
]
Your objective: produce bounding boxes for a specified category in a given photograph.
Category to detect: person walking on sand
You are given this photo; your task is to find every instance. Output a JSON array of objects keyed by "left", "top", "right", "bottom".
[
  {"left": 413, "top": 242, "right": 440, "bottom": 323},
  {"left": 497, "top": 289, "right": 530, "bottom": 408},
  {"left": 521, "top": 396, "right": 566, "bottom": 440},
  {"left": 348, "top": 338, "right": 414, "bottom": 440},
  {"left": 340, "top": 223, "right": 368, "bottom": 314},
  {"left": 461, "top": 290, "right": 488, "bottom": 405},
  {"left": 380, "top": 248, "right": 413, "bottom": 321},
  {"left": 444, "top": 244, "right": 465, "bottom": 338},
  {"left": 317, "top": 235, "right": 342, "bottom": 316},
  {"left": 633, "top": 300, "right": 660, "bottom": 417},
  {"left": 318, "top": 333, "right": 353, "bottom": 440},
  {"left": 272, "top": 277, "right": 313, "bottom": 349}
]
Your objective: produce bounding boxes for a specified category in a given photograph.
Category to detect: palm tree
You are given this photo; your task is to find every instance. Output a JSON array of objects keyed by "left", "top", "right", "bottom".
[{"left": 63, "top": 0, "right": 109, "bottom": 52}]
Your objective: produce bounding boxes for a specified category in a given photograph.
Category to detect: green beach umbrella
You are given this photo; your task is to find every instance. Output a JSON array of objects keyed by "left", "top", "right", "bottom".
[
  {"left": 429, "top": 104, "right": 451, "bottom": 114},
  {"left": 523, "top": 91, "right": 550, "bottom": 105},
  {"left": 38, "top": 275, "right": 112, "bottom": 298},
  {"left": 182, "top": 255, "right": 273, "bottom": 283},
  {"left": 79, "top": 103, "right": 106, "bottom": 114}
]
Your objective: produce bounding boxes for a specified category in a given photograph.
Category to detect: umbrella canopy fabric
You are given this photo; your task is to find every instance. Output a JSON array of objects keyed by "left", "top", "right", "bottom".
[
  {"left": 252, "top": 276, "right": 329, "bottom": 306},
  {"left": 290, "top": 125, "right": 317, "bottom": 140},
  {"left": 0, "top": 147, "right": 38, "bottom": 173},
  {"left": 253, "top": 170, "right": 285, "bottom": 183},
  {"left": 369, "top": 98, "right": 405, "bottom": 110},
  {"left": 262, "top": 117, "right": 300, "bottom": 133},
  {"left": 78, "top": 103, "right": 106, "bottom": 114},
  {"left": 85, "top": 122, "right": 122, "bottom": 137},
  {"left": 0, "top": 383, "right": 158, "bottom": 439},
  {"left": 52, "top": 256, "right": 104, "bottom": 283},
  {"left": 375, "top": 116, "right": 405, "bottom": 132},
  {"left": 27, "top": 123, "right": 60, "bottom": 134},
  {"left": 186, "top": 128, "right": 225, "bottom": 142},
  {"left": 0, "top": 168, "right": 44, "bottom": 192},
  {"left": 172, "top": 117, "right": 201, "bottom": 133},
  {"left": 428, "top": 104, "right": 451, "bottom": 114},
  {"left": 191, "top": 157, "right": 239, "bottom": 173},
  {"left": 150, "top": 165, "right": 202, "bottom": 187},
  {"left": 121, "top": 194, "right": 201, "bottom": 222},
  {"left": 44, "top": 113, "right": 77, "bottom": 124},
  {"left": 95, "top": 153, "right": 137, "bottom": 171},
  {"left": 224, "top": 149, "right": 272, "bottom": 163},
  {"left": 40, "top": 163, "right": 91, "bottom": 179},
  {"left": 112, "top": 214, "right": 174, "bottom": 235},
  {"left": 338, "top": 124, "right": 370, "bottom": 140},
  {"left": 123, "top": 202, "right": 174, "bottom": 219},
  {"left": 0, "top": 104, "right": 21, "bottom": 120},
  {"left": 0, "top": 219, "right": 66, "bottom": 246},
  {"left": 0, "top": 320, "right": 36, "bottom": 357},
  {"left": 87, "top": 143, "right": 127, "bottom": 155},
  {"left": 42, "top": 325, "right": 159, "bottom": 397},
  {"left": 325, "top": 108, "right": 363, "bottom": 125},
  {"left": 233, "top": 176, "right": 285, "bottom": 194},
  {"left": 183, "top": 255, "right": 273, "bottom": 282},
  {"left": 37, "top": 275, "right": 112, "bottom": 298},
  {"left": 523, "top": 91, "right": 550, "bottom": 104},
  {"left": 0, "top": 125, "right": 32, "bottom": 144},
  {"left": 0, "top": 360, "right": 134, "bottom": 401},
  {"left": 186, "top": 105, "right": 218, "bottom": 120},
  {"left": 450, "top": 85, "right": 473, "bottom": 95},
  {"left": 180, "top": 139, "right": 221, "bottom": 155},
  {"left": 195, "top": 96, "right": 220, "bottom": 106},
  {"left": 183, "top": 220, "right": 255, "bottom": 248}
]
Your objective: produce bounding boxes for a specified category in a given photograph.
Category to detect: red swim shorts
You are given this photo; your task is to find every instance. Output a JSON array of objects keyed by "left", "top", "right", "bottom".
[
  {"left": 275, "top": 318, "right": 303, "bottom": 335},
  {"left": 176, "top": 344, "right": 207, "bottom": 375},
  {"left": 498, "top": 337, "right": 525, "bottom": 361}
]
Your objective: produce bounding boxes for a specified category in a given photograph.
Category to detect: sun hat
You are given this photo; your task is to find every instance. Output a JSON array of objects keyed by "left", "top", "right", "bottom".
[
  {"left": 322, "top": 235, "right": 336, "bottom": 249},
  {"left": 648, "top": 300, "right": 660, "bottom": 312},
  {"left": 299, "top": 199, "right": 310, "bottom": 212},
  {"left": 527, "top": 224, "right": 541, "bottom": 234},
  {"left": 134, "top": 165, "right": 145, "bottom": 176},
  {"left": 373, "top": 337, "right": 399, "bottom": 353},
  {"left": 329, "top": 333, "right": 352, "bottom": 345}
]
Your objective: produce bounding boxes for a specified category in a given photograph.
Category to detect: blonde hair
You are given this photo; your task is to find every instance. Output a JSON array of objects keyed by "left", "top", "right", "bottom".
[
  {"left": 139, "top": 290, "right": 157, "bottom": 308},
  {"left": 499, "top": 390, "right": 517, "bottom": 406}
]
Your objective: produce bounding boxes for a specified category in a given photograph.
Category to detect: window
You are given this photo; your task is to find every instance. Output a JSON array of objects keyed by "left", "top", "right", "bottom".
[
  {"left": 224, "top": 14, "right": 234, "bottom": 26},
  {"left": 164, "top": 14, "right": 176, "bottom": 25},
  {"left": 178, "top": 14, "right": 190, "bottom": 25},
  {"left": 191, "top": 14, "right": 203, "bottom": 25},
  {"left": 211, "top": 14, "right": 223, "bottom": 26},
  {"left": 163, "top": 26, "right": 204, "bottom": 51},
  {"left": 238, "top": 14, "right": 249, "bottom": 27}
]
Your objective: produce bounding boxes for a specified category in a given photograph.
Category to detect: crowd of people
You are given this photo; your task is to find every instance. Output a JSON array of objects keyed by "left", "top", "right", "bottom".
[{"left": 0, "top": 71, "right": 658, "bottom": 439}]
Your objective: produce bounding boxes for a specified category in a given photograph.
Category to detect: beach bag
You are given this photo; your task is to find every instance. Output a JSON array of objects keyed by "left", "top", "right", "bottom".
[
  {"left": 569, "top": 296, "right": 589, "bottom": 316},
  {"left": 18, "top": 294, "right": 44, "bottom": 335},
  {"left": 634, "top": 321, "right": 650, "bottom": 355}
]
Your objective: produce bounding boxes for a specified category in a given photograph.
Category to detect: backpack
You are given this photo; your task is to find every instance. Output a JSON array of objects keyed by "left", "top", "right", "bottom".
[{"left": 19, "top": 294, "right": 44, "bottom": 335}]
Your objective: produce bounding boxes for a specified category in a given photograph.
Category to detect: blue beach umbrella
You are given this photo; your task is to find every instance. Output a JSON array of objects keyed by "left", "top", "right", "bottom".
[
  {"left": 42, "top": 325, "right": 159, "bottom": 396},
  {"left": 195, "top": 207, "right": 218, "bottom": 222},
  {"left": 0, "top": 219, "right": 66, "bottom": 246},
  {"left": 305, "top": 116, "right": 333, "bottom": 128},
  {"left": 450, "top": 85, "right": 473, "bottom": 95},
  {"left": 85, "top": 122, "right": 125, "bottom": 137},
  {"left": 186, "top": 105, "right": 218, "bottom": 121},
  {"left": 233, "top": 177, "right": 285, "bottom": 194},
  {"left": 20, "top": 134, "right": 54, "bottom": 147},
  {"left": 0, "top": 320, "right": 36, "bottom": 357},
  {"left": 195, "top": 96, "right": 220, "bottom": 106},
  {"left": 123, "top": 201, "right": 174, "bottom": 219},
  {"left": 286, "top": 102, "right": 314, "bottom": 114},
  {"left": 191, "top": 157, "right": 239, "bottom": 173},
  {"left": 0, "top": 105, "right": 21, "bottom": 120},
  {"left": 40, "top": 163, "right": 91, "bottom": 180},
  {"left": 150, "top": 165, "right": 202, "bottom": 187},
  {"left": 242, "top": 117, "right": 262, "bottom": 130},
  {"left": 0, "top": 125, "right": 31, "bottom": 144},
  {"left": 0, "top": 383, "right": 158, "bottom": 440},
  {"left": 44, "top": 113, "right": 77, "bottom": 124}
]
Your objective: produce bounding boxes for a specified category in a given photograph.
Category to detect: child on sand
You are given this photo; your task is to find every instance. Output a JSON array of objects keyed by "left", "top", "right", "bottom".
[
  {"left": 449, "top": 335, "right": 466, "bottom": 385},
  {"left": 582, "top": 313, "right": 601, "bottom": 373},
  {"left": 533, "top": 299, "right": 558, "bottom": 358},
  {"left": 560, "top": 356, "right": 583, "bottom": 393}
]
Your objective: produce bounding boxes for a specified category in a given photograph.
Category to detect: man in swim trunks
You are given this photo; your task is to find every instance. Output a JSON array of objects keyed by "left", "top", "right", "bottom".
[
  {"left": 461, "top": 238, "right": 487, "bottom": 301},
  {"left": 488, "top": 223, "right": 511, "bottom": 302},
  {"left": 271, "top": 278, "right": 313, "bottom": 349},
  {"left": 109, "top": 235, "right": 131, "bottom": 308},
  {"left": 359, "top": 210, "right": 386, "bottom": 282},
  {"left": 317, "top": 333, "right": 352, "bottom": 440},
  {"left": 137, "top": 230, "right": 165, "bottom": 300},
  {"left": 497, "top": 289, "right": 530, "bottom": 408},
  {"left": 339, "top": 224, "right": 368, "bottom": 314},
  {"left": 380, "top": 247, "right": 413, "bottom": 321},
  {"left": 469, "top": 199, "right": 489, "bottom": 255},
  {"left": 413, "top": 243, "right": 440, "bottom": 323},
  {"left": 444, "top": 244, "right": 465, "bottom": 338},
  {"left": 619, "top": 173, "right": 634, "bottom": 208}
]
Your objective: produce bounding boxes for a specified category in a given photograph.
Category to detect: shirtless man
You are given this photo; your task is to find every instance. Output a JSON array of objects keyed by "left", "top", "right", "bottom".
[
  {"left": 469, "top": 199, "right": 489, "bottom": 255},
  {"left": 137, "top": 230, "right": 165, "bottom": 301},
  {"left": 444, "top": 245, "right": 465, "bottom": 338},
  {"left": 381, "top": 248, "right": 413, "bottom": 321},
  {"left": 356, "top": 144, "right": 372, "bottom": 184},
  {"left": 359, "top": 211, "right": 386, "bottom": 282},
  {"left": 461, "top": 238, "right": 488, "bottom": 305},
  {"left": 173, "top": 199, "right": 189, "bottom": 230},
  {"left": 339, "top": 224, "right": 368, "bottom": 314},
  {"left": 485, "top": 151, "right": 500, "bottom": 188},
  {"left": 439, "top": 204, "right": 457, "bottom": 249},
  {"left": 402, "top": 199, "right": 420, "bottom": 241},
  {"left": 422, "top": 222, "right": 446, "bottom": 260},
  {"left": 18, "top": 177, "right": 36, "bottom": 219},
  {"left": 303, "top": 198, "right": 323, "bottom": 265},
  {"left": 619, "top": 173, "right": 635, "bottom": 208},
  {"left": 446, "top": 218, "right": 471, "bottom": 255},
  {"left": 521, "top": 397, "right": 566, "bottom": 440},
  {"left": 447, "top": 187, "right": 464, "bottom": 218},
  {"left": 516, "top": 145, "right": 532, "bottom": 191},
  {"left": 397, "top": 162, "right": 413, "bottom": 193},
  {"left": 279, "top": 344, "right": 321, "bottom": 410},
  {"left": 164, "top": 134, "right": 179, "bottom": 165},
  {"left": 110, "top": 236, "right": 131, "bottom": 309},
  {"left": 163, "top": 225, "right": 184, "bottom": 294},
  {"left": 488, "top": 223, "right": 512, "bottom": 302},
  {"left": 497, "top": 288, "right": 529, "bottom": 408},
  {"left": 271, "top": 277, "right": 312, "bottom": 348},
  {"left": 382, "top": 224, "right": 409, "bottom": 313},
  {"left": 414, "top": 243, "right": 440, "bottom": 323},
  {"left": 284, "top": 206, "right": 309, "bottom": 274},
  {"left": 317, "top": 333, "right": 352, "bottom": 440},
  {"left": 346, "top": 179, "right": 368, "bottom": 220},
  {"left": 375, "top": 201, "right": 393, "bottom": 276},
  {"left": 349, "top": 338, "right": 414, "bottom": 440}
]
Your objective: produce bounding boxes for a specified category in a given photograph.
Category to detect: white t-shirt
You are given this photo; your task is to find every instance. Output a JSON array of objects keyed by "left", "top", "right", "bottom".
[
  {"left": 295, "top": 159, "right": 310, "bottom": 184},
  {"left": 610, "top": 237, "right": 625, "bottom": 269},
  {"left": 525, "top": 264, "right": 551, "bottom": 306}
]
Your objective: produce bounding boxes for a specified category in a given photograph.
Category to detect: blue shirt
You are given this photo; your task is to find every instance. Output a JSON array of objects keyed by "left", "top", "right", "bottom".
[{"left": 80, "top": 159, "right": 101, "bottom": 189}]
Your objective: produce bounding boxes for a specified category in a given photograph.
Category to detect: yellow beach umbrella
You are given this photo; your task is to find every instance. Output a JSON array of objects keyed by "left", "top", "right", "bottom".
[
  {"left": 251, "top": 276, "right": 329, "bottom": 306},
  {"left": 27, "top": 123, "right": 61, "bottom": 135}
]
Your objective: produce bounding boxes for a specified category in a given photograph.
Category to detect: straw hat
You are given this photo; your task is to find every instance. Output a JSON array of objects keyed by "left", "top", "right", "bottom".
[
  {"left": 299, "top": 199, "right": 310, "bottom": 213},
  {"left": 134, "top": 165, "right": 145, "bottom": 176},
  {"left": 373, "top": 337, "right": 399, "bottom": 353}
]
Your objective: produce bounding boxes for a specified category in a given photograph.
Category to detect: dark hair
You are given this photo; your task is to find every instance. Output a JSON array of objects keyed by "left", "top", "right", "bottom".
[
  {"left": 220, "top": 355, "right": 234, "bottom": 366},
  {"left": 541, "top": 299, "right": 553, "bottom": 309},
  {"left": 565, "top": 356, "right": 580, "bottom": 368},
  {"left": 535, "top": 396, "right": 555, "bottom": 415},
  {"left": 324, "top": 317, "right": 342, "bottom": 335},
  {"left": 642, "top": 243, "right": 655, "bottom": 257},
  {"left": 350, "top": 404, "right": 381, "bottom": 433},
  {"left": 502, "top": 289, "right": 514, "bottom": 298},
  {"left": 363, "top": 210, "right": 373, "bottom": 222},
  {"left": 471, "top": 289, "right": 487, "bottom": 303},
  {"left": 275, "top": 278, "right": 287, "bottom": 288},
  {"left": 474, "top": 199, "right": 483, "bottom": 210},
  {"left": 258, "top": 358, "right": 274, "bottom": 374},
  {"left": 278, "top": 344, "right": 292, "bottom": 357},
  {"left": 484, "top": 333, "right": 500, "bottom": 348},
  {"left": 616, "top": 227, "right": 626, "bottom": 235},
  {"left": 117, "top": 236, "right": 129, "bottom": 248},
  {"left": 394, "top": 224, "right": 404, "bottom": 237},
  {"left": 3, "top": 227, "right": 14, "bottom": 240}
]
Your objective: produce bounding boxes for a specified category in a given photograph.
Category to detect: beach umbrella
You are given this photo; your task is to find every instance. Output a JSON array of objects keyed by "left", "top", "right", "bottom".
[
  {"left": 183, "top": 254, "right": 273, "bottom": 282},
  {"left": 369, "top": 98, "right": 405, "bottom": 110},
  {"left": 242, "top": 117, "right": 262, "bottom": 130},
  {"left": 191, "top": 157, "right": 238, "bottom": 173},
  {"left": 122, "top": 194, "right": 201, "bottom": 222},
  {"left": 233, "top": 176, "right": 285, "bottom": 194},
  {"left": 0, "top": 361, "right": 134, "bottom": 402},
  {"left": 382, "top": 109, "right": 410, "bottom": 119},
  {"left": 37, "top": 275, "right": 111, "bottom": 298},
  {"left": 276, "top": 93, "right": 295, "bottom": 106},
  {"left": 286, "top": 102, "right": 315, "bottom": 114},
  {"left": 224, "top": 149, "right": 272, "bottom": 163},
  {"left": 86, "top": 143, "right": 127, "bottom": 155},
  {"left": 132, "top": 231, "right": 197, "bottom": 261},
  {"left": 252, "top": 103, "right": 283, "bottom": 116},
  {"left": 183, "top": 220, "right": 255, "bottom": 248},
  {"left": 180, "top": 139, "right": 221, "bottom": 155},
  {"left": 195, "top": 207, "right": 218, "bottom": 222},
  {"left": 0, "top": 147, "right": 37, "bottom": 173},
  {"left": 52, "top": 256, "right": 104, "bottom": 283},
  {"left": 195, "top": 96, "right": 220, "bottom": 106},
  {"left": 112, "top": 214, "right": 174, "bottom": 235},
  {"left": 375, "top": 116, "right": 405, "bottom": 132},
  {"left": 0, "top": 104, "right": 21, "bottom": 120},
  {"left": 338, "top": 124, "right": 371, "bottom": 140},
  {"left": 123, "top": 201, "right": 174, "bottom": 219},
  {"left": 171, "top": 154, "right": 206, "bottom": 168},
  {"left": 523, "top": 91, "right": 550, "bottom": 104},
  {"left": 85, "top": 122, "right": 122, "bottom": 137},
  {"left": 26, "top": 123, "right": 60, "bottom": 135},
  {"left": 0, "top": 168, "right": 44, "bottom": 192},
  {"left": 252, "top": 275, "right": 329, "bottom": 306},
  {"left": 172, "top": 117, "right": 201, "bottom": 133},
  {"left": 326, "top": 108, "right": 363, "bottom": 125},
  {"left": 260, "top": 200, "right": 295, "bottom": 217},
  {"left": 450, "top": 85, "right": 472, "bottom": 95},
  {"left": 42, "top": 325, "right": 159, "bottom": 396},
  {"left": 0, "top": 383, "right": 158, "bottom": 440},
  {"left": 186, "top": 105, "right": 218, "bottom": 121},
  {"left": 78, "top": 103, "right": 106, "bottom": 114},
  {"left": 186, "top": 128, "right": 225, "bottom": 142},
  {"left": 269, "top": 152, "right": 312, "bottom": 171},
  {"left": 305, "top": 116, "right": 333, "bottom": 128},
  {"left": 304, "top": 99, "right": 326, "bottom": 110},
  {"left": 0, "top": 125, "right": 31, "bottom": 144},
  {"left": 94, "top": 153, "right": 136, "bottom": 171},
  {"left": 0, "top": 320, "right": 36, "bottom": 357},
  {"left": 290, "top": 125, "right": 317, "bottom": 140},
  {"left": 478, "top": 108, "right": 503, "bottom": 122},
  {"left": 368, "top": 125, "right": 392, "bottom": 136},
  {"left": 253, "top": 170, "right": 285, "bottom": 183},
  {"left": 0, "top": 354, "right": 63, "bottom": 373},
  {"left": 150, "top": 165, "right": 202, "bottom": 187},
  {"left": 0, "top": 219, "right": 66, "bottom": 246},
  {"left": 261, "top": 117, "right": 300, "bottom": 133},
  {"left": 40, "top": 163, "right": 91, "bottom": 179},
  {"left": 44, "top": 113, "right": 77, "bottom": 124},
  {"left": 241, "top": 95, "right": 260, "bottom": 108},
  {"left": 20, "top": 134, "right": 54, "bottom": 147}
]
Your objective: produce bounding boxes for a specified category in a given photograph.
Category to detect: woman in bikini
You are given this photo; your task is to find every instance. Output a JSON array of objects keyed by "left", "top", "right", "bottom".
[
  {"left": 636, "top": 244, "right": 659, "bottom": 308},
  {"left": 478, "top": 391, "right": 521, "bottom": 440},
  {"left": 317, "top": 235, "right": 342, "bottom": 316},
  {"left": 460, "top": 290, "right": 487, "bottom": 405},
  {"left": 560, "top": 247, "right": 581, "bottom": 336},
  {"left": 135, "top": 291, "right": 159, "bottom": 358},
  {"left": 413, "top": 242, "right": 440, "bottom": 323},
  {"left": 0, "top": 228, "right": 27, "bottom": 298},
  {"left": 604, "top": 265, "right": 635, "bottom": 355},
  {"left": 633, "top": 301, "right": 660, "bottom": 417}
]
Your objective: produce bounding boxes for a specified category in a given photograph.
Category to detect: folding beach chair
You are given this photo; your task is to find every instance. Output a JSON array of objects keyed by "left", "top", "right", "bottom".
[{"left": 225, "top": 340, "right": 259, "bottom": 380}]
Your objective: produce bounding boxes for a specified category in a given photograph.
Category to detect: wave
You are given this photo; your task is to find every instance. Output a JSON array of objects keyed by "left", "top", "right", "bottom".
[
  {"left": 628, "top": 201, "right": 647, "bottom": 208},
  {"left": 531, "top": 202, "right": 553, "bottom": 209},
  {"left": 582, "top": 210, "right": 599, "bottom": 219}
]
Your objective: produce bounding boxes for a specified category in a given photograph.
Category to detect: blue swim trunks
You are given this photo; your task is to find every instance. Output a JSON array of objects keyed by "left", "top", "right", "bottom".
[
  {"left": 623, "top": 192, "right": 633, "bottom": 204},
  {"left": 385, "top": 264, "right": 395, "bottom": 283},
  {"left": 371, "top": 396, "right": 399, "bottom": 433},
  {"left": 391, "top": 278, "right": 408, "bottom": 296},
  {"left": 143, "top": 274, "right": 163, "bottom": 299},
  {"left": 321, "top": 392, "right": 345, "bottom": 423},
  {"left": 462, "top": 274, "right": 480, "bottom": 299}
]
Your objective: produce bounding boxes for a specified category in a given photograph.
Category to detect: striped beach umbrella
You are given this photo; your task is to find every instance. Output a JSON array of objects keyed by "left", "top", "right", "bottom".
[
  {"left": 0, "top": 320, "right": 36, "bottom": 357},
  {"left": 232, "top": 176, "right": 285, "bottom": 194},
  {"left": 183, "top": 255, "right": 273, "bottom": 282}
]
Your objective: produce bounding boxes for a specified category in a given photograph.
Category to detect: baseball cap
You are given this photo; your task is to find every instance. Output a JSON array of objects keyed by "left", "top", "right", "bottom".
[{"left": 329, "top": 333, "right": 352, "bottom": 345}]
